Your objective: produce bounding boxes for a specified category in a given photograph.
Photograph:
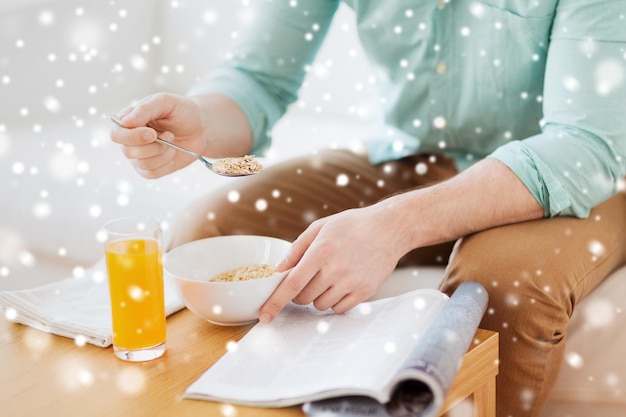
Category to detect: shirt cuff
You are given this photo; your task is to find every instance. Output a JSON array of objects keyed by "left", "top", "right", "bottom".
[{"left": 489, "top": 140, "right": 575, "bottom": 218}]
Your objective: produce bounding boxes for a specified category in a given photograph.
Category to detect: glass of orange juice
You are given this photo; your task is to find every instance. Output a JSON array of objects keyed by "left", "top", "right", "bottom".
[{"left": 103, "top": 216, "right": 166, "bottom": 361}]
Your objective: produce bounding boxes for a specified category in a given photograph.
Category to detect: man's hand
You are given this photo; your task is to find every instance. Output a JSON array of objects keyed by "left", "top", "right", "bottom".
[
  {"left": 259, "top": 204, "right": 407, "bottom": 323},
  {"left": 110, "top": 92, "right": 253, "bottom": 179}
]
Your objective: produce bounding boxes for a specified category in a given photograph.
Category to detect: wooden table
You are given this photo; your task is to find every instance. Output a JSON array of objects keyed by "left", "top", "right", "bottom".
[{"left": 0, "top": 309, "right": 498, "bottom": 417}]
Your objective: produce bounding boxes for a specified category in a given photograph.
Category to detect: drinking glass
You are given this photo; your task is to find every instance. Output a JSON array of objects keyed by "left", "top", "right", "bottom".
[{"left": 103, "top": 216, "right": 166, "bottom": 361}]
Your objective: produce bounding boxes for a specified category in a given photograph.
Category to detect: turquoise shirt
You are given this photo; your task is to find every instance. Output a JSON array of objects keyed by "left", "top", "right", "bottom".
[{"left": 189, "top": 0, "right": 626, "bottom": 218}]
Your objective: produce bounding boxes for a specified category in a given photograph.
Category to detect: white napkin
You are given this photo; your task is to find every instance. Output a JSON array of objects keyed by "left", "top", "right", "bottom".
[{"left": 0, "top": 258, "right": 185, "bottom": 347}]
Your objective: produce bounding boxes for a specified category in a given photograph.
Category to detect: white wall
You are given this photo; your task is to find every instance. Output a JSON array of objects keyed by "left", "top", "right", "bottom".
[{"left": 0, "top": 0, "right": 158, "bottom": 126}]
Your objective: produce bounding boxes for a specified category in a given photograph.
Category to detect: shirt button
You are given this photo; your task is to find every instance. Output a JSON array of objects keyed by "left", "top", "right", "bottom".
[{"left": 436, "top": 62, "right": 448, "bottom": 74}]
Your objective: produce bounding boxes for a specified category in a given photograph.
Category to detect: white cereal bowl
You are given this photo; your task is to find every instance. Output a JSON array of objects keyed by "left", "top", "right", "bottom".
[{"left": 164, "top": 235, "right": 291, "bottom": 326}]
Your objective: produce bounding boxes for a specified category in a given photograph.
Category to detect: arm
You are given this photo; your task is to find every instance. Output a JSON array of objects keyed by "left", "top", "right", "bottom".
[
  {"left": 259, "top": 0, "right": 626, "bottom": 322},
  {"left": 259, "top": 158, "right": 543, "bottom": 323}
]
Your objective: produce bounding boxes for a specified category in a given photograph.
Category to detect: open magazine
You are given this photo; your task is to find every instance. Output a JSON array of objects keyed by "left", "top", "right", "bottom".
[{"left": 184, "top": 282, "right": 488, "bottom": 417}]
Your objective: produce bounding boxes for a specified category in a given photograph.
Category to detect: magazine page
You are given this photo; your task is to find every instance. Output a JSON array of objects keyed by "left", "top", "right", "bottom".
[
  {"left": 303, "top": 282, "right": 488, "bottom": 417},
  {"left": 184, "top": 288, "right": 449, "bottom": 407}
]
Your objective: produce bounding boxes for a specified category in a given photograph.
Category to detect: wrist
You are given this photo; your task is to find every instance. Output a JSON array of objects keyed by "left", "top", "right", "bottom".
[
  {"left": 375, "top": 194, "right": 433, "bottom": 259},
  {"left": 189, "top": 93, "right": 253, "bottom": 157}
]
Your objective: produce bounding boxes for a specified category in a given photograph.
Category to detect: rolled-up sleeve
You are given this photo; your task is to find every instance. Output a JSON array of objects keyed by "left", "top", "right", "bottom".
[
  {"left": 490, "top": 0, "right": 626, "bottom": 218},
  {"left": 188, "top": 0, "right": 339, "bottom": 155}
]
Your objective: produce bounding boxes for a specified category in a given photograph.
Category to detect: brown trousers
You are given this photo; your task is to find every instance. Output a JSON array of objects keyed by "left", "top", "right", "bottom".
[{"left": 170, "top": 149, "right": 626, "bottom": 417}]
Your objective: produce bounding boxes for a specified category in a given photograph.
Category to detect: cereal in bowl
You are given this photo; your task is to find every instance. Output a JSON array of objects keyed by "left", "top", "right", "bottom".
[{"left": 210, "top": 264, "right": 277, "bottom": 282}]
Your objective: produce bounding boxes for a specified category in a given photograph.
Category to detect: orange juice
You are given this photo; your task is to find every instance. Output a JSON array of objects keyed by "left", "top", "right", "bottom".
[{"left": 105, "top": 238, "right": 166, "bottom": 350}]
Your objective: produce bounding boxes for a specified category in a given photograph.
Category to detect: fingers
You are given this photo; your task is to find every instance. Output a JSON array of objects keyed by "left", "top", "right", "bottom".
[
  {"left": 297, "top": 275, "right": 367, "bottom": 313},
  {"left": 275, "top": 223, "right": 320, "bottom": 272},
  {"left": 114, "top": 105, "right": 134, "bottom": 121},
  {"left": 259, "top": 249, "right": 321, "bottom": 324},
  {"left": 123, "top": 132, "right": 180, "bottom": 178},
  {"left": 111, "top": 109, "right": 155, "bottom": 146},
  {"left": 110, "top": 124, "right": 157, "bottom": 146},
  {"left": 117, "top": 93, "right": 174, "bottom": 128},
  {"left": 292, "top": 272, "right": 331, "bottom": 305},
  {"left": 260, "top": 264, "right": 367, "bottom": 324},
  {"left": 111, "top": 94, "right": 188, "bottom": 179},
  {"left": 259, "top": 217, "right": 374, "bottom": 323},
  {"left": 306, "top": 284, "right": 350, "bottom": 312},
  {"left": 110, "top": 115, "right": 168, "bottom": 178},
  {"left": 131, "top": 157, "right": 177, "bottom": 179},
  {"left": 111, "top": 93, "right": 182, "bottom": 145},
  {"left": 330, "top": 293, "right": 361, "bottom": 314},
  {"left": 259, "top": 223, "right": 323, "bottom": 323}
]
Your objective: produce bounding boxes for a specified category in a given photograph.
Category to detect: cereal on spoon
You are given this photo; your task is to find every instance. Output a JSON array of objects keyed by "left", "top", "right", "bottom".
[{"left": 212, "top": 155, "right": 263, "bottom": 176}]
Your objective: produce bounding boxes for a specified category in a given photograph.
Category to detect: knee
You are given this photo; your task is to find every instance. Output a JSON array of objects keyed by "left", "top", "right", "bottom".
[{"left": 440, "top": 234, "right": 570, "bottom": 345}]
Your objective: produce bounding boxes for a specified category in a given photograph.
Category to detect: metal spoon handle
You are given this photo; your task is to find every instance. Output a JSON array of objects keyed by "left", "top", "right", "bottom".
[{"left": 153, "top": 136, "right": 213, "bottom": 169}]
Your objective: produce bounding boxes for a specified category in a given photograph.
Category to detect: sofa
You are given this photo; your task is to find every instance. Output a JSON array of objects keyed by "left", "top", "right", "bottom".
[{"left": 1, "top": 1, "right": 624, "bottom": 415}]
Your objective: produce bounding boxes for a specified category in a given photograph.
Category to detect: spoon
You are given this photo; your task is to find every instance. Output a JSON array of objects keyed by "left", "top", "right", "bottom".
[{"left": 109, "top": 115, "right": 261, "bottom": 177}]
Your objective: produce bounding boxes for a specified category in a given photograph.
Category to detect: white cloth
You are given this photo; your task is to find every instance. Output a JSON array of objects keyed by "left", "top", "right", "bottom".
[{"left": 0, "top": 259, "right": 185, "bottom": 347}]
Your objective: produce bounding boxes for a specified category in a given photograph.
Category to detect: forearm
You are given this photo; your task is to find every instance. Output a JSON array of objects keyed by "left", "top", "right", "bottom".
[
  {"left": 382, "top": 158, "right": 544, "bottom": 254},
  {"left": 190, "top": 93, "right": 254, "bottom": 158}
]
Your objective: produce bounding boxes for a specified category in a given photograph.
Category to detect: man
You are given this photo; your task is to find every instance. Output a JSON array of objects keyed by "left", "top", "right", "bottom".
[{"left": 110, "top": 1, "right": 626, "bottom": 415}]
